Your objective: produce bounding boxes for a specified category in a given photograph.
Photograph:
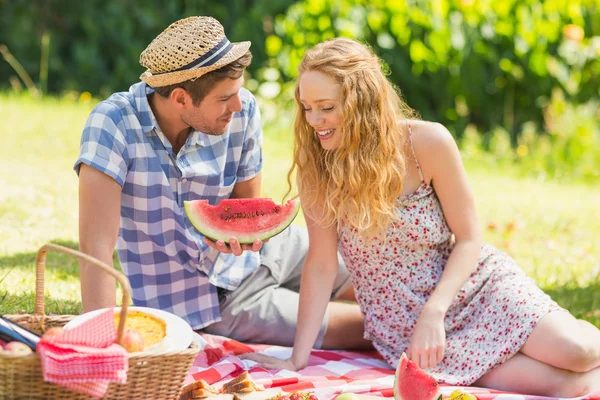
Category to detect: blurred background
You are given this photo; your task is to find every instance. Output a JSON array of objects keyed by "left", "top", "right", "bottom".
[
  {"left": 1, "top": 0, "right": 599, "bottom": 322},
  {"left": 2, "top": 0, "right": 599, "bottom": 181}
]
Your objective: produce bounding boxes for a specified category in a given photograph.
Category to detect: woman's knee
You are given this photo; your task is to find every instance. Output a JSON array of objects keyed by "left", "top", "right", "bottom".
[
  {"left": 559, "top": 337, "right": 600, "bottom": 372},
  {"left": 474, "top": 352, "right": 597, "bottom": 397},
  {"left": 550, "top": 372, "right": 593, "bottom": 398},
  {"left": 526, "top": 313, "right": 600, "bottom": 372}
]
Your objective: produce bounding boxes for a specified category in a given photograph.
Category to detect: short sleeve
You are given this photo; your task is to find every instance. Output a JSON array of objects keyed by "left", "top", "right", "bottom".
[
  {"left": 236, "top": 95, "right": 263, "bottom": 182},
  {"left": 74, "top": 103, "right": 129, "bottom": 187}
]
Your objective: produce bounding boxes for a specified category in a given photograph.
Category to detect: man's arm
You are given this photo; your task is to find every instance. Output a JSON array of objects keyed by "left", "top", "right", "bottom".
[
  {"left": 78, "top": 164, "right": 122, "bottom": 312},
  {"left": 230, "top": 173, "right": 261, "bottom": 199}
]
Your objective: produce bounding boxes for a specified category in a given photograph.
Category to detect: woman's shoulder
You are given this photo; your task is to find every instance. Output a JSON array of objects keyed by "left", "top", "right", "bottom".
[
  {"left": 399, "top": 120, "right": 460, "bottom": 182},
  {"left": 406, "top": 120, "right": 454, "bottom": 143},
  {"left": 404, "top": 120, "right": 457, "bottom": 156}
]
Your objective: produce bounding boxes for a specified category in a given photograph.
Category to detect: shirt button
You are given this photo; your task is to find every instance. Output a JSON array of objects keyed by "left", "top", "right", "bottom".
[{"left": 181, "top": 178, "right": 188, "bottom": 183}]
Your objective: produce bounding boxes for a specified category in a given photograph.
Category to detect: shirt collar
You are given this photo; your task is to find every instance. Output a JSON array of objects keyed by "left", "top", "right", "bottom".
[
  {"left": 194, "top": 130, "right": 228, "bottom": 147},
  {"left": 130, "top": 82, "right": 156, "bottom": 134}
]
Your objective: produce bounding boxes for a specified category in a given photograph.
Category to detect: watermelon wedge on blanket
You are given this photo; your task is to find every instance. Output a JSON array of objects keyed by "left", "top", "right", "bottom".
[
  {"left": 184, "top": 198, "right": 300, "bottom": 244},
  {"left": 394, "top": 353, "right": 441, "bottom": 400}
]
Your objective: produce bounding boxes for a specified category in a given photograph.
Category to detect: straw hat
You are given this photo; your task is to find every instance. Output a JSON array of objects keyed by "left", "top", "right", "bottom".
[{"left": 139, "top": 16, "right": 251, "bottom": 87}]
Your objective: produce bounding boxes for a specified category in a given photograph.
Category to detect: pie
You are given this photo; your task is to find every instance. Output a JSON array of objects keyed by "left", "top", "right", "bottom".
[{"left": 114, "top": 310, "right": 167, "bottom": 349}]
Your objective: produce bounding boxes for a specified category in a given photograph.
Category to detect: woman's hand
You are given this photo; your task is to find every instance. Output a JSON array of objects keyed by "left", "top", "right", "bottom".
[
  {"left": 407, "top": 307, "right": 446, "bottom": 369},
  {"left": 239, "top": 353, "right": 303, "bottom": 371}
]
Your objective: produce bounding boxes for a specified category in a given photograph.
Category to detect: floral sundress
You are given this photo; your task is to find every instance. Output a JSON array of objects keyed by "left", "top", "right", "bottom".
[{"left": 337, "top": 128, "right": 564, "bottom": 385}]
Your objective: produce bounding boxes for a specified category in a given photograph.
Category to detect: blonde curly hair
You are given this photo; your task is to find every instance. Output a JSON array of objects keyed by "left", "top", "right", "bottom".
[{"left": 286, "top": 38, "right": 418, "bottom": 238}]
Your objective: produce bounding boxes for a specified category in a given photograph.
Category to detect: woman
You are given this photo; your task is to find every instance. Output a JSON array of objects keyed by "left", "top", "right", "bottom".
[{"left": 242, "top": 38, "right": 600, "bottom": 397}]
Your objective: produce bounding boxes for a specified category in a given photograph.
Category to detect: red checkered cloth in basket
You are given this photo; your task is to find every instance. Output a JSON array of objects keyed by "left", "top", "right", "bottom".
[
  {"left": 37, "top": 309, "right": 128, "bottom": 399},
  {"left": 184, "top": 333, "right": 600, "bottom": 400}
]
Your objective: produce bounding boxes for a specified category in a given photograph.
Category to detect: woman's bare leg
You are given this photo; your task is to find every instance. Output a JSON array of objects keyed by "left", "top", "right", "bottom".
[
  {"left": 473, "top": 352, "right": 600, "bottom": 398},
  {"left": 335, "top": 285, "right": 358, "bottom": 302},
  {"left": 321, "top": 301, "right": 373, "bottom": 350},
  {"left": 520, "top": 311, "right": 600, "bottom": 372}
]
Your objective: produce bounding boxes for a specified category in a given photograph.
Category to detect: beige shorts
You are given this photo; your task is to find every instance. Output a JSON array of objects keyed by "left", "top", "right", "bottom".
[{"left": 202, "top": 224, "right": 352, "bottom": 348}]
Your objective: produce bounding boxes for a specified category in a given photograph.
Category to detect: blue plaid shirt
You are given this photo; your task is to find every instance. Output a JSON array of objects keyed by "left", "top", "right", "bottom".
[{"left": 74, "top": 82, "right": 263, "bottom": 329}]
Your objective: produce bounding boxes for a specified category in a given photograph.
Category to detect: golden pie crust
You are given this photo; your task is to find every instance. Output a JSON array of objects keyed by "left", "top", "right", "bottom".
[{"left": 114, "top": 310, "right": 167, "bottom": 349}]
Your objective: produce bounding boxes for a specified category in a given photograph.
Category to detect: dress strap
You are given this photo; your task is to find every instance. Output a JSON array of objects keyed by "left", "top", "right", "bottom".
[{"left": 406, "top": 122, "right": 425, "bottom": 183}]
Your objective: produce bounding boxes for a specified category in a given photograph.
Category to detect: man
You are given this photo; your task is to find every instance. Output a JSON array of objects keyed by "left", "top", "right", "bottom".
[{"left": 75, "top": 16, "right": 369, "bottom": 350}]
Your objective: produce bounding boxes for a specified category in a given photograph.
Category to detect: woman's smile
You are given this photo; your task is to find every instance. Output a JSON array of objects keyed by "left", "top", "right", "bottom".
[{"left": 316, "top": 128, "right": 335, "bottom": 140}]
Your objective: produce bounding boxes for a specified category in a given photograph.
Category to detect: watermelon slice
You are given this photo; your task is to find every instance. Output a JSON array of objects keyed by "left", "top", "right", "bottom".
[
  {"left": 394, "top": 353, "right": 441, "bottom": 400},
  {"left": 184, "top": 198, "right": 301, "bottom": 244}
]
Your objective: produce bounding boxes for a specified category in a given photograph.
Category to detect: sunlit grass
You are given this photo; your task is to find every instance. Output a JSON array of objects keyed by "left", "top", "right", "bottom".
[{"left": 1, "top": 93, "right": 598, "bottom": 327}]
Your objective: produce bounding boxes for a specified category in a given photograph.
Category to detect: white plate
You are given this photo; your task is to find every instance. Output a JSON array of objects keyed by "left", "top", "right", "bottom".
[{"left": 64, "top": 306, "right": 193, "bottom": 354}]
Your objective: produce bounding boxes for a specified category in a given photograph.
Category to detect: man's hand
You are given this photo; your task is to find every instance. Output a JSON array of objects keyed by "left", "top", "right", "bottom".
[
  {"left": 203, "top": 237, "right": 269, "bottom": 256},
  {"left": 239, "top": 353, "right": 302, "bottom": 371}
]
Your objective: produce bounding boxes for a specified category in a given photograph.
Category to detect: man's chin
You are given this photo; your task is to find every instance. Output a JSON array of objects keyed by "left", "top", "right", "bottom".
[{"left": 195, "top": 125, "right": 229, "bottom": 136}]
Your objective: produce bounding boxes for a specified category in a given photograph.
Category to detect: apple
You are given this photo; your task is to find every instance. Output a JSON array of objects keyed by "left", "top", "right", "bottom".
[
  {"left": 42, "top": 327, "right": 64, "bottom": 339},
  {"left": 120, "top": 329, "right": 144, "bottom": 353},
  {"left": 3, "top": 341, "right": 33, "bottom": 354}
]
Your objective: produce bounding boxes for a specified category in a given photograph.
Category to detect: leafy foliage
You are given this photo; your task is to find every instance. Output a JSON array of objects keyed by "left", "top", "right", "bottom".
[
  {"left": 459, "top": 88, "right": 600, "bottom": 182},
  {"left": 1, "top": 1, "right": 598, "bottom": 181},
  {"left": 267, "top": 0, "right": 600, "bottom": 140},
  {"left": 0, "top": 0, "right": 295, "bottom": 97}
]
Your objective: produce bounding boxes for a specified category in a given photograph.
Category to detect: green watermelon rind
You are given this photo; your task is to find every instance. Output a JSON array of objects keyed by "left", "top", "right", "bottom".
[{"left": 184, "top": 198, "right": 301, "bottom": 245}]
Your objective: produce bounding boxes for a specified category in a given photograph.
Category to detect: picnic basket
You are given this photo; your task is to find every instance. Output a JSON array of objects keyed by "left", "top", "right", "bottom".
[{"left": 0, "top": 243, "right": 201, "bottom": 400}]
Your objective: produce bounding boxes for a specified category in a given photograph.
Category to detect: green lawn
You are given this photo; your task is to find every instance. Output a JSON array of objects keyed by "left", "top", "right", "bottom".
[{"left": 1, "top": 93, "right": 599, "bottom": 327}]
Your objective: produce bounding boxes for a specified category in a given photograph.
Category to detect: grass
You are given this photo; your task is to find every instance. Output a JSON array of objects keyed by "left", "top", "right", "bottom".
[{"left": 1, "top": 92, "right": 599, "bottom": 327}]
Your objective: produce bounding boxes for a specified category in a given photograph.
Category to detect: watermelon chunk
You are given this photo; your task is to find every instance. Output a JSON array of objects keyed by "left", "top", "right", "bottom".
[
  {"left": 184, "top": 198, "right": 301, "bottom": 244},
  {"left": 394, "top": 353, "right": 441, "bottom": 400}
]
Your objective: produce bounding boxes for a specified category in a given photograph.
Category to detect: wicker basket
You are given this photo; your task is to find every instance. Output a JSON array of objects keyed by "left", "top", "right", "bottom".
[{"left": 0, "top": 243, "right": 201, "bottom": 400}]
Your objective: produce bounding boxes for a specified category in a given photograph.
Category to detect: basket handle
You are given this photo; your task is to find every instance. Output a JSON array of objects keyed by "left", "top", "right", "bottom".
[{"left": 34, "top": 243, "right": 131, "bottom": 344}]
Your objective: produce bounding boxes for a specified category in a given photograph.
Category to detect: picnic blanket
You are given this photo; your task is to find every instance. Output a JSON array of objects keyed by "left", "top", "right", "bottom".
[{"left": 183, "top": 333, "right": 600, "bottom": 400}]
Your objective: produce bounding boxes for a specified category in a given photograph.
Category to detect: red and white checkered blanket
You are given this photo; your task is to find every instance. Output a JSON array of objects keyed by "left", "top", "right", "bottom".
[{"left": 184, "top": 333, "right": 600, "bottom": 400}]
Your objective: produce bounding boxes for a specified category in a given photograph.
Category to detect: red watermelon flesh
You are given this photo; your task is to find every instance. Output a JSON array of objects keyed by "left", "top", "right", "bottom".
[
  {"left": 394, "top": 353, "right": 441, "bottom": 400},
  {"left": 184, "top": 198, "right": 300, "bottom": 244}
]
